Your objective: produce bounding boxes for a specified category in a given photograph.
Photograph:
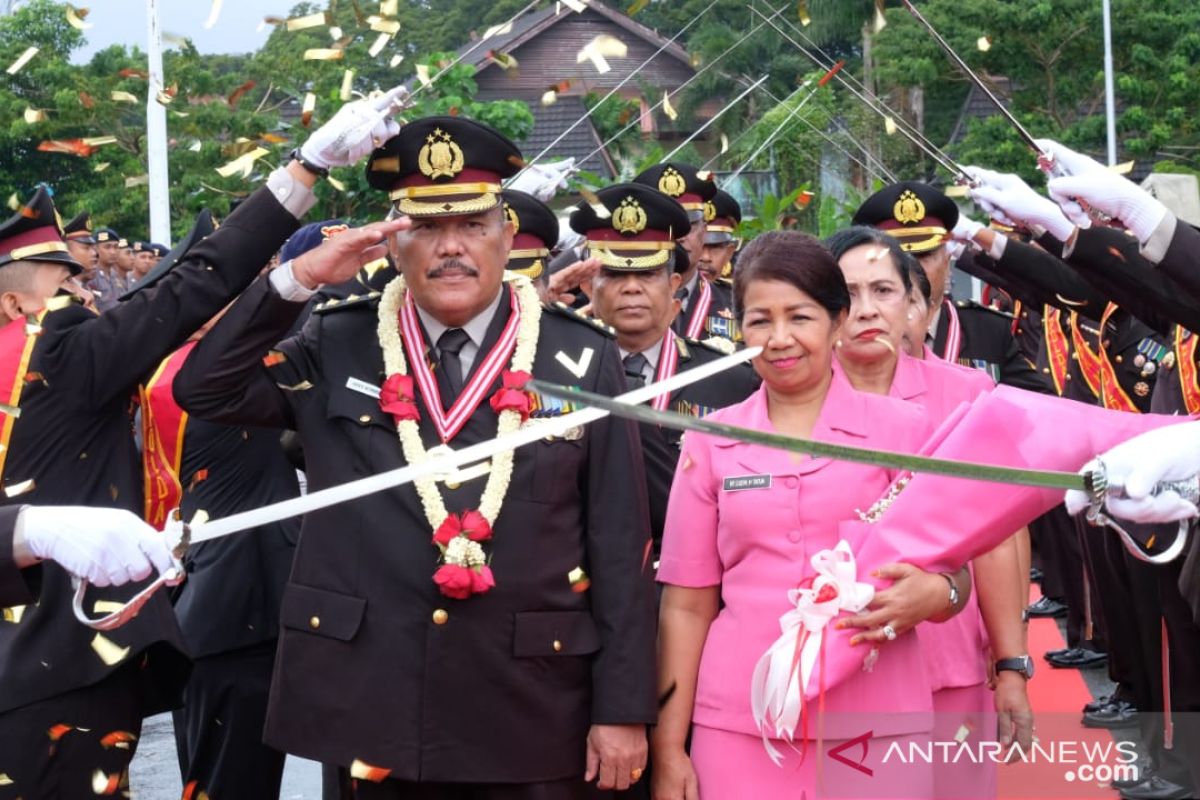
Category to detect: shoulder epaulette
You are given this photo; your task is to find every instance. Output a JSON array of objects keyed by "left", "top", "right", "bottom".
[
  {"left": 313, "top": 291, "right": 381, "bottom": 315},
  {"left": 543, "top": 301, "right": 616, "bottom": 338},
  {"left": 956, "top": 298, "right": 1014, "bottom": 321},
  {"left": 686, "top": 335, "right": 738, "bottom": 356}
]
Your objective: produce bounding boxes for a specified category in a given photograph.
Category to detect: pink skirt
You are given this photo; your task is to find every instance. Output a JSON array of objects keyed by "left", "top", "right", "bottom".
[{"left": 931, "top": 682, "right": 997, "bottom": 799}]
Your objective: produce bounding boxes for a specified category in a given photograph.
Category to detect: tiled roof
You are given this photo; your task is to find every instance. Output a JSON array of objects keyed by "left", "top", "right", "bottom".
[{"left": 517, "top": 96, "right": 616, "bottom": 179}]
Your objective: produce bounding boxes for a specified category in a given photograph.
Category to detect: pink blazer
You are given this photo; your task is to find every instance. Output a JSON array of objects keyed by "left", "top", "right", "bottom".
[
  {"left": 659, "top": 370, "right": 937, "bottom": 740},
  {"left": 888, "top": 354, "right": 996, "bottom": 692}
]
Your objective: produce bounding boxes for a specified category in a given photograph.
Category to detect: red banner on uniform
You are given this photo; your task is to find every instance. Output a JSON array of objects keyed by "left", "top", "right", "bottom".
[
  {"left": 140, "top": 342, "right": 195, "bottom": 529},
  {"left": 0, "top": 316, "right": 40, "bottom": 484}
]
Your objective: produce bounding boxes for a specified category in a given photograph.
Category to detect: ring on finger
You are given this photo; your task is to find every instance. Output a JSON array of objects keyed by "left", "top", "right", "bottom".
[
  {"left": 882, "top": 624, "right": 897, "bottom": 641},
  {"left": 631, "top": 767, "right": 644, "bottom": 782}
]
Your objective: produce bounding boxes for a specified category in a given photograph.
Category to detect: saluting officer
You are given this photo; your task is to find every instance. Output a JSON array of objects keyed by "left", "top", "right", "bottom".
[
  {"left": 854, "top": 181, "right": 1048, "bottom": 392},
  {"left": 572, "top": 183, "right": 759, "bottom": 549},
  {"left": 173, "top": 115, "right": 657, "bottom": 799}
]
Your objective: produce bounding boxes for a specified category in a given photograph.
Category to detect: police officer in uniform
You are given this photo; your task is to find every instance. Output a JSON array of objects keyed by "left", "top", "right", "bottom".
[
  {"left": 502, "top": 189, "right": 557, "bottom": 289},
  {"left": 0, "top": 89, "right": 404, "bottom": 798},
  {"left": 174, "top": 116, "right": 657, "bottom": 799},
  {"left": 697, "top": 189, "right": 741, "bottom": 285},
  {"left": 854, "top": 181, "right": 1048, "bottom": 392},
  {"left": 632, "top": 162, "right": 737, "bottom": 343},
  {"left": 572, "top": 183, "right": 759, "bottom": 548},
  {"left": 64, "top": 212, "right": 118, "bottom": 312}
]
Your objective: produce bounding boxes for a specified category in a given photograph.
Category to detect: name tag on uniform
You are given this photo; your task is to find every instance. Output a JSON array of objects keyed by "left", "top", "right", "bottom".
[
  {"left": 722, "top": 474, "right": 772, "bottom": 492},
  {"left": 345, "top": 377, "right": 381, "bottom": 399}
]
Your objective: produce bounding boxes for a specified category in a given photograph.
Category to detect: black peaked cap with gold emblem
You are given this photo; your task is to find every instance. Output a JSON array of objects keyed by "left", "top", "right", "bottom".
[
  {"left": 633, "top": 162, "right": 717, "bottom": 223},
  {"left": 0, "top": 187, "right": 82, "bottom": 275},
  {"left": 94, "top": 227, "right": 120, "bottom": 244},
  {"left": 502, "top": 189, "right": 558, "bottom": 282},
  {"left": 365, "top": 116, "right": 522, "bottom": 217},
  {"left": 704, "top": 189, "right": 742, "bottom": 244},
  {"left": 120, "top": 210, "right": 216, "bottom": 300},
  {"left": 63, "top": 211, "right": 96, "bottom": 245},
  {"left": 569, "top": 183, "right": 690, "bottom": 273},
  {"left": 852, "top": 180, "right": 959, "bottom": 254}
]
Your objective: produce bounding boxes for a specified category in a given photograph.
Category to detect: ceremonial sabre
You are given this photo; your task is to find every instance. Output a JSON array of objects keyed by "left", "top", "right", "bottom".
[
  {"left": 71, "top": 347, "right": 762, "bottom": 630},
  {"left": 529, "top": 381, "right": 1195, "bottom": 566}
]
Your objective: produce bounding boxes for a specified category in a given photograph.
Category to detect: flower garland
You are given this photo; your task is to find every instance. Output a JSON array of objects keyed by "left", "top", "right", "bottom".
[{"left": 376, "top": 272, "right": 542, "bottom": 599}]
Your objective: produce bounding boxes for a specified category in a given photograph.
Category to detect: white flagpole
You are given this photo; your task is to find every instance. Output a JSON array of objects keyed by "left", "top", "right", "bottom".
[{"left": 145, "top": 0, "right": 171, "bottom": 245}]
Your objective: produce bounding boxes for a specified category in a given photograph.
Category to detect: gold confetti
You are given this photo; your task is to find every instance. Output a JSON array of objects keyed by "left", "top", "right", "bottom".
[
  {"left": 6, "top": 193, "right": 17, "bottom": 211},
  {"left": 490, "top": 51, "right": 518, "bottom": 71},
  {"left": 568, "top": 566, "right": 590, "bottom": 592},
  {"left": 541, "top": 90, "right": 558, "bottom": 106},
  {"left": 720, "top": 133, "right": 729, "bottom": 154},
  {"left": 884, "top": 116, "right": 897, "bottom": 135},
  {"left": 124, "top": 175, "right": 149, "bottom": 188},
  {"left": 1111, "top": 160, "right": 1135, "bottom": 175},
  {"left": 579, "top": 187, "right": 610, "bottom": 219},
  {"left": 339, "top": 69, "right": 355, "bottom": 101},
  {"left": 286, "top": 11, "right": 329, "bottom": 31},
  {"left": 81, "top": 135, "right": 118, "bottom": 147},
  {"left": 976, "top": 36, "right": 991, "bottom": 52},
  {"left": 560, "top": 0, "right": 586, "bottom": 11},
  {"left": 111, "top": 90, "right": 138, "bottom": 103},
  {"left": 415, "top": 63, "right": 432, "bottom": 87},
  {"left": 301, "top": 92, "right": 316, "bottom": 127},
  {"left": 349, "top": 759, "right": 391, "bottom": 782},
  {"left": 328, "top": 175, "right": 347, "bottom": 191},
  {"left": 797, "top": 0, "right": 811, "bottom": 25},
  {"left": 202, "top": 0, "right": 222, "bottom": 29},
  {"left": 370, "top": 17, "right": 400, "bottom": 34},
  {"left": 482, "top": 21, "right": 513, "bottom": 40},
  {"left": 944, "top": 184, "right": 969, "bottom": 198},
  {"left": 23, "top": 108, "right": 46, "bottom": 123},
  {"left": 90, "top": 633, "right": 130, "bottom": 666},
  {"left": 380, "top": 0, "right": 398, "bottom": 15},
  {"left": 6, "top": 46, "right": 39, "bottom": 75},
  {"left": 368, "top": 32, "right": 391, "bottom": 57},
  {"left": 389, "top": 54, "right": 404, "bottom": 68},
  {"left": 872, "top": 0, "right": 887, "bottom": 33},
  {"left": 627, "top": 0, "right": 649, "bottom": 15},
  {"left": 216, "top": 147, "right": 269, "bottom": 178},
  {"left": 662, "top": 90, "right": 677, "bottom": 121},
  {"left": 4, "top": 479, "right": 34, "bottom": 497},
  {"left": 304, "top": 48, "right": 344, "bottom": 61},
  {"left": 66, "top": 5, "right": 92, "bottom": 30},
  {"left": 93, "top": 600, "right": 125, "bottom": 614},
  {"left": 0, "top": 773, "right": 12, "bottom": 785},
  {"left": 576, "top": 34, "right": 626, "bottom": 74},
  {"left": 2, "top": 604, "right": 25, "bottom": 623}
]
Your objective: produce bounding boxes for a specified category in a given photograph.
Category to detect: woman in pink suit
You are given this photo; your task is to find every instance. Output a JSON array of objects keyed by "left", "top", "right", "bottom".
[
  {"left": 828, "top": 226, "right": 1031, "bottom": 798},
  {"left": 651, "top": 232, "right": 974, "bottom": 799}
]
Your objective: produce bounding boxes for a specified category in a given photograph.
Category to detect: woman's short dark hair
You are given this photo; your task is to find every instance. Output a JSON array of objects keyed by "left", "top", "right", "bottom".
[
  {"left": 734, "top": 231, "right": 850, "bottom": 321},
  {"left": 908, "top": 260, "right": 932, "bottom": 305},
  {"left": 824, "top": 226, "right": 915, "bottom": 294}
]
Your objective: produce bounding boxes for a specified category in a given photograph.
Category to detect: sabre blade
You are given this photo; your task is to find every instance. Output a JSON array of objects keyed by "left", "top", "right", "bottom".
[{"left": 528, "top": 380, "right": 1090, "bottom": 492}]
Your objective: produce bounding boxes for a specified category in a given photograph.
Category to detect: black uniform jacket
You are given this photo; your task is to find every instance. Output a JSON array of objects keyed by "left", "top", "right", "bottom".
[
  {"left": 0, "top": 188, "right": 298, "bottom": 716},
  {"left": 932, "top": 298, "right": 1050, "bottom": 392},
  {"left": 674, "top": 275, "right": 737, "bottom": 342},
  {"left": 172, "top": 279, "right": 657, "bottom": 782},
  {"left": 171, "top": 413, "right": 301, "bottom": 659},
  {"left": 0, "top": 507, "right": 31, "bottom": 608}
]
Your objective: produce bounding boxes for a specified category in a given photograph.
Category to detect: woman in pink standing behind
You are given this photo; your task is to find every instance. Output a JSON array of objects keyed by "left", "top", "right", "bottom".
[
  {"left": 828, "top": 226, "right": 1033, "bottom": 798},
  {"left": 651, "top": 231, "right": 975, "bottom": 799}
]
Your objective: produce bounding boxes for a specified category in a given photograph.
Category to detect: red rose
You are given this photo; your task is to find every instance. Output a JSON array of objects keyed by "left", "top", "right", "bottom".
[
  {"left": 458, "top": 509, "right": 492, "bottom": 542},
  {"left": 814, "top": 583, "right": 839, "bottom": 604},
  {"left": 380, "top": 373, "right": 419, "bottom": 422},
  {"left": 432, "top": 515, "right": 461, "bottom": 547},
  {"left": 489, "top": 370, "right": 533, "bottom": 421},
  {"left": 470, "top": 565, "right": 496, "bottom": 595},
  {"left": 434, "top": 564, "right": 475, "bottom": 599}
]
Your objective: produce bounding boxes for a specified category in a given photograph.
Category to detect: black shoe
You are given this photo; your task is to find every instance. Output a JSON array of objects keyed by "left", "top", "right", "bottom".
[
  {"left": 1044, "top": 646, "right": 1072, "bottom": 661},
  {"left": 1027, "top": 596, "right": 1068, "bottom": 618},
  {"left": 1030, "top": 567, "right": 1044, "bottom": 583},
  {"left": 1083, "top": 699, "right": 1139, "bottom": 728},
  {"left": 1118, "top": 776, "right": 1193, "bottom": 800},
  {"left": 1082, "top": 693, "right": 1111, "bottom": 713},
  {"left": 1046, "top": 647, "right": 1108, "bottom": 669}
]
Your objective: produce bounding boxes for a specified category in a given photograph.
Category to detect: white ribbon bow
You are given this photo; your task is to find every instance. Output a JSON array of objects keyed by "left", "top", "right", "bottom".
[{"left": 750, "top": 539, "right": 875, "bottom": 765}]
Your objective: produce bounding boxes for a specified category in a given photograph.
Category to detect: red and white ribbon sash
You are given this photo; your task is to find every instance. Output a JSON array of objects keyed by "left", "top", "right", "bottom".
[
  {"left": 939, "top": 299, "right": 963, "bottom": 363},
  {"left": 650, "top": 330, "right": 680, "bottom": 411},
  {"left": 399, "top": 290, "right": 521, "bottom": 443},
  {"left": 683, "top": 278, "right": 713, "bottom": 339}
]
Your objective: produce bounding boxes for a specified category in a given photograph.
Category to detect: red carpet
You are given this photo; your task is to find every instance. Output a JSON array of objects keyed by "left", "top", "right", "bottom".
[{"left": 994, "top": 589, "right": 1126, "bottom": 799}]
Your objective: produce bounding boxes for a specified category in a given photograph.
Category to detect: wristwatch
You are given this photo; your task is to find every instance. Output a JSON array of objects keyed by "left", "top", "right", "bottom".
[
  {"left": 288, "top": 148, "right": 329, "bottom": 179},
  {"left": 995, "top": 655, "right": 1035, "bottom": 679},
  {"left": 939, "top": 572, "right": 960, "bottom": 609}
]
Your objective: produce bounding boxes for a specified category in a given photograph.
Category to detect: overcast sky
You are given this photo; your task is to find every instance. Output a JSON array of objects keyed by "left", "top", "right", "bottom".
[{"left": 69, "top": 0, "right": 285, "bottom": 62}]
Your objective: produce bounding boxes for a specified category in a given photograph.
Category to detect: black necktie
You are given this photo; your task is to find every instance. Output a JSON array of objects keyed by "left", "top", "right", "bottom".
[
  {"left": 623, "top": 352, "right": 649, "bottom": 389},
  {"left": 437, "top": 328, "right": 471, "bottom": 400}
]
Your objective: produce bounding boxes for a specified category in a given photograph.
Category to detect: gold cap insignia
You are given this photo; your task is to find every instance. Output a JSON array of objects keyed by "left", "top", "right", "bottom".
[
  {"left": 893, "top": 190, "right": 926, "bottom": 225},
  {"left": 504, "top": 202, "right": 520, "bottom": 234},
  {"left": 418, "top": 128, "right": 465, "bottom": 180},
  {"left": 613, "top": 197, "right": 647, "bottom": 235},
  {"left": 658, "top": 167, "right": 686, "bottom": 197},
  {"left": 703, "top": 200, "right": 716, "bottom": 223}
]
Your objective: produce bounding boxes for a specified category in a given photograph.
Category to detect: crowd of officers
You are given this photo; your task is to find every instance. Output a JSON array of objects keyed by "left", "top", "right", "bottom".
[{"left": 0, "top": 92, "right": 1199, "bottom": 800}]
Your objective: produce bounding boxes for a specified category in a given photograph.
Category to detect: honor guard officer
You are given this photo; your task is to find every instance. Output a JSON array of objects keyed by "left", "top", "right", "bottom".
[
  {"left": 632, "top": 162, "right": 737, "bottom": 342},
  {"left": 854, "top": 181, "right": 1047, "bottom": 391},
  {"left": 174, "top": 115, "right": 657, "bottom": 799},
  {"left": 0, "top": 90, "right": 404, "bottom": 797},
  {"left": 501, "top": 189, "right": 558, "bottom": 288},
  {"left": 698, "top": 189, "right": 742, "bottom": 284},
  {"left": 573, "top": 183, "right": 759, "bottom": 550}
]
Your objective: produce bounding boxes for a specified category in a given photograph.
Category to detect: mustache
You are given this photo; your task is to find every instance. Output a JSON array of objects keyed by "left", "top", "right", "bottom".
[{"left": 427, "top": 259, "right": 479, "bottom": 278}]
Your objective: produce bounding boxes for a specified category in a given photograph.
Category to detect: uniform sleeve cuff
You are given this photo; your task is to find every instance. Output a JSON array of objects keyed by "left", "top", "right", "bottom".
[
  {"left": 1140, "top": 213, "right": 1178, "bottom": 265},
  {"left": 269, "top": 261, "right": 319, "bottom": 302},
  {"left": 265, "top": 167, "right": 318, "bottom": 219}
]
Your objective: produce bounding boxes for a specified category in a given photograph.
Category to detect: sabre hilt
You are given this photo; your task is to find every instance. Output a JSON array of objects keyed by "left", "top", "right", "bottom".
[
  {"left": 1082, "top": 461, "right": 1194, "bottom": 565},
  {"left": 1036, "top": 152, "right": 1115, "bottom": 226}
]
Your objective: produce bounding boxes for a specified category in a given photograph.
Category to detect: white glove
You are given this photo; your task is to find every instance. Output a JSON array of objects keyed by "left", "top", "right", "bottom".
[
  {"left": 1064, "top": 422, "right": 1200, "bottom": 523},
  {"left": 1038, "top": 139, "right": 1169, "bottom": 243},
  {"left": 506, "top": 158, "right": 577, "bottom": 202},
  {"left": 21, "top": 506, "right": 176, "bottom": 587},
  {"left": 951, "top": 214, "right": 984, "bottom": 243},
  {"left": 298, "top": 86, "right": 408, "bottom": 171},
  {"left": 964, "top": 166, "right": 1077, "bottom": 241}
]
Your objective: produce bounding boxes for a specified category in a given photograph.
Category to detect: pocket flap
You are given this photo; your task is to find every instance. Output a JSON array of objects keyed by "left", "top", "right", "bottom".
[
  {"left": 280, "top": 583, "right": 366, "bottom": 642},
  {"left": 513, "top": 610, "right": 601, "bottom": 657},
  {"left": 325, "top": 382, "right": 392, "bottom": 430}
]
